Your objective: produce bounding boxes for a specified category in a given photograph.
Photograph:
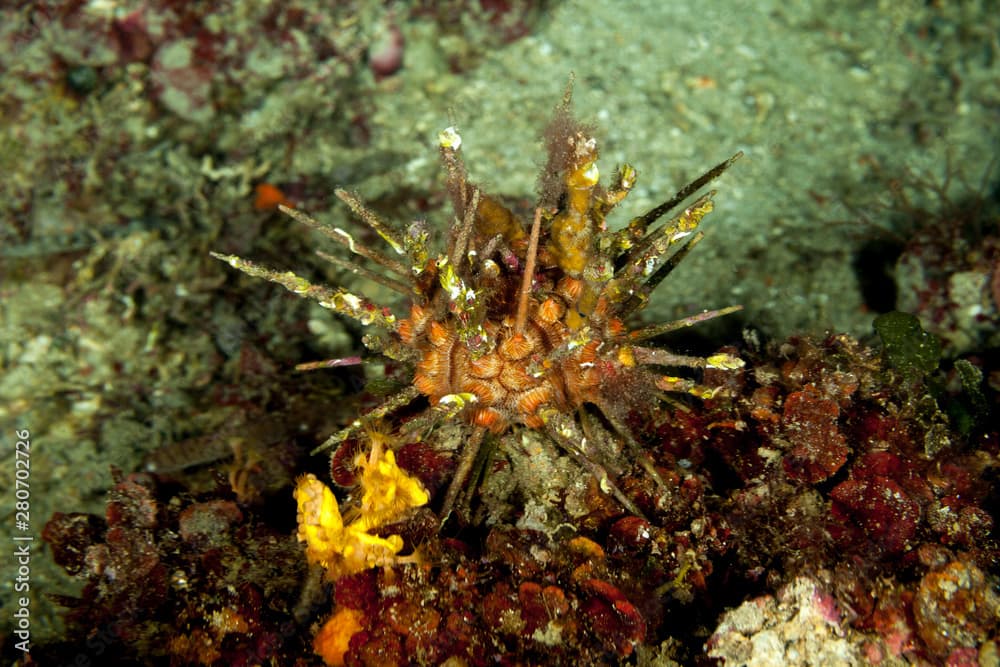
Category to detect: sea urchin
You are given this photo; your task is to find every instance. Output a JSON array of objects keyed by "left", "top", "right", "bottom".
[{"left": 212, "top": 85, "right": 743, "bottom": 521}]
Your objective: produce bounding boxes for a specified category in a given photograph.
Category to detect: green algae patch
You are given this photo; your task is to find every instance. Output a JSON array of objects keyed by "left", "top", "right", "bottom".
[{"left": 873, "top": 311, "right": 941, "bottom": 380}]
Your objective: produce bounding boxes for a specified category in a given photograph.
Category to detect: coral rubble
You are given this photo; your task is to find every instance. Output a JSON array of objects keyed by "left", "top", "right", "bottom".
[{"left": 41, "top": 470, "right": 311, "bottom": 665}]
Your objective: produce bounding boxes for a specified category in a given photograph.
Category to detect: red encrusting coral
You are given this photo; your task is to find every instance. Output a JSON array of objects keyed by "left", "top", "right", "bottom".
[{"left": 781, "top": 384, "right": 850, "bottom": 483}]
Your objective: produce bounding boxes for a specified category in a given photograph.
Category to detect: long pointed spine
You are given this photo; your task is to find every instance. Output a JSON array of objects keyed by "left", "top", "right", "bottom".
[
  {"left": 315, "top": 250, "right": 416, "bottom": 296},
  {"left": 281, "top": 202, "right": 411, "bottom": 278},
  {"left": 514, "top": 207, "right": 543, "bottom": 336},
  {"left": 210, "top": 252, "right": 398, "bottom": 329},
  {"left": 621, "top": 151, "right": 742, "bottom": 246}
]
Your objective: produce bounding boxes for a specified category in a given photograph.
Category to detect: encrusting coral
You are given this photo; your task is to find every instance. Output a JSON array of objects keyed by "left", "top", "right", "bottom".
[{"left": 212, "top": 82, "right": 744, "bottom": 523}]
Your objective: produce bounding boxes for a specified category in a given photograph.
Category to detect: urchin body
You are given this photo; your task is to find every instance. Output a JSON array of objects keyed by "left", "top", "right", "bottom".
[{"left": 402, "top": 275, "right": 627, "bottom": 433}]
